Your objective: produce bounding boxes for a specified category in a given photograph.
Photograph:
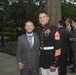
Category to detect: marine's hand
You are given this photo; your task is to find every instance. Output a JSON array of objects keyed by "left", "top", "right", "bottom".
[{"left": 50, "top": 66, "right": 56, "bottom": 72}]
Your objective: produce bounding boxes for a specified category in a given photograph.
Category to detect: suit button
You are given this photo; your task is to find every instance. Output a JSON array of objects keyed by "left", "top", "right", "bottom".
[{"left": 41, "top": 35, "right": 43, "bottom": 36}]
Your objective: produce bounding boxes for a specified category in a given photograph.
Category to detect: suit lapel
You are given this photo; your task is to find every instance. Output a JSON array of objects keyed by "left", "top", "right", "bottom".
[
  {"left": 23, "top": 34, "right": 32, "bottom": 49},
  {"left": 23, "top": 33, "right": 37, "bottom": 50},
  {"left": 31, "top": 34, "right": 36, "bottom": 50}
]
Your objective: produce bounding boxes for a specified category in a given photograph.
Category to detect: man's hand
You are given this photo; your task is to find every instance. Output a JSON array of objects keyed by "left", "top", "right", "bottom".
[
  {"left": 18, "top": 62, "right": 24, "bottom": 71},
  {"left": 50, "top": 66, "right": 56, "bottom": 72}
]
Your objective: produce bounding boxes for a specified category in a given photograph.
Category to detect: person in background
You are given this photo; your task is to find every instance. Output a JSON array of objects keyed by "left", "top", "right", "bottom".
[
  {"left": 37, "top": 11, "right": 61, "bottom": 75},
  {"left": 58, "top": 20, "right": 70, "bottom": 75},
  {"left": 65, "top": 18, "right": 73, "bottom": 66},
  {"left": 16, "top": 21, "right": 40, "bottom": 75},
  {"left": 65, "top": 19, "right": 71, "bottom": 32},
  {"left": 69, "top": 19, "right": 76, "bottom": 73},
  {"left": 16, "top": 27, "right": 23, "bottom": 37}
]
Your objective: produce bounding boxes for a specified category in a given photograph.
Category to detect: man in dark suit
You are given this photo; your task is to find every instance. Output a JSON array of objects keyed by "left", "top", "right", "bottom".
[
  {"left": 69, "top": 19, "right": 76, "bottom": 73},
  {"left": 16, "top": 21, "right": 40, "bottom": 75},
  {"left": 58, "top": 20, "right": 70, "bottom": 75},
  {"left": 65, "top": 19, "right": 71, "bottom": 32},
  {"left": 65, "top": 18, "right": 73, "bottom": 66}
]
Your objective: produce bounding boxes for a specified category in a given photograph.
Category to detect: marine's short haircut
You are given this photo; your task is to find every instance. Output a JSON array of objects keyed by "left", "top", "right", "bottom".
[{"left": 39, "top": 11, "right": 48, "bottom": 15}]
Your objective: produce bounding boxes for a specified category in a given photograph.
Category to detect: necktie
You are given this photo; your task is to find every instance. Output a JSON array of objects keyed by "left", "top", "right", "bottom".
[{"left": 28, "top": 36, "right": 33, "bottom": 48}]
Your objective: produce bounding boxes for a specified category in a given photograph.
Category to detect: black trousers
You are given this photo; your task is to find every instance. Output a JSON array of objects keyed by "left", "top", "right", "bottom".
[
  {"left": 68, "top": 48, "right": 73, "bottom": 64},
  {"left": 59, "top": 54, "right": 68, "bottom": 75},
  {"left": 70, "top": 42, "right": 76, "bottom": 71}
]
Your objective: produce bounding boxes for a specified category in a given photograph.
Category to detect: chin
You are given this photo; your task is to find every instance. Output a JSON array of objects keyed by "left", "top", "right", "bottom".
[
  {"left": 41, "top": 24, "right": 45, "bottom": 26},
  {"left": 27, "top": 31, "right": 33, "bottom": 33}
]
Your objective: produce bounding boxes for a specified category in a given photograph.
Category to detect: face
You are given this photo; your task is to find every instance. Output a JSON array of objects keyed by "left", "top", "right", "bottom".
[
  {"left": 58, "top": 23, "right": 60, "bottom": 28},
  {"left": 72, "top": 21, "right": 76, "bottom": 27},
  {"left": 18, "top": 27, "right": 21, "bottom": 30},
  {"left": 25, "top": 22, "right": 34, "bottom": 34},
  {"left": 39, "top": 13, "right": 49, "bottom": 26},
  {"left": 65, "top": 21, "right": 70, "bottom": 26}
]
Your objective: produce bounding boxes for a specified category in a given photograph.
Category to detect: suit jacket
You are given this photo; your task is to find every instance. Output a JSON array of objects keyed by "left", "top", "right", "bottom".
[
  {"left": 59, "top": 27, "right": 70, "bottom": 54},
  {"left": 16, "top": 33, "right": 40, "bottom": 69},
  {"left": 70, "top": 28, "right": 76, "bottom": 52}
]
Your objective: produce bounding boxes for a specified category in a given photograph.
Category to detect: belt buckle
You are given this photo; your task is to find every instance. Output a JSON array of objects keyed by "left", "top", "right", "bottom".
[{"left": 40, "top": 47, "right": 44, "bottom": 50}]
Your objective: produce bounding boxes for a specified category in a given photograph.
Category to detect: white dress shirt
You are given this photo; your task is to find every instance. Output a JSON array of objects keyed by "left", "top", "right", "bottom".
[
  {"left": 66, "top": 25, "right": 71, "bottom": 32},
  {"left": 26, "top": 32, "right": 34, "bottom": 47}
]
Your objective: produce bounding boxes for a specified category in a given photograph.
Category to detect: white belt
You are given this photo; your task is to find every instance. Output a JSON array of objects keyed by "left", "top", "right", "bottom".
[{"left": 40, "top": 46, "right": 54, "bottom": 50}]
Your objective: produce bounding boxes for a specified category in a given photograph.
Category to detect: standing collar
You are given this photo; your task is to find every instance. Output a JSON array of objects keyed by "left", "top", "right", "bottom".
[{"left": 41, "top": 23, "right": 51, "bottom": 29}]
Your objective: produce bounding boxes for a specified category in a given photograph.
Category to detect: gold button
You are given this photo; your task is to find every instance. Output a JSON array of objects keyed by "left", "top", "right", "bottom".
[
  {"left": 42, "top": 44, "right": 44, "bottom": 46},
  {"left": 41, "top": 38, "right": 43, "bottom": 40},
  {"left": 42, "top": 32, "right": 44, "bottom": 33},
  {"left": 55, "top": 58, "right": 57, "bottom": 60},
  {"left": 41, "top": 41, "right": 43, "bottom": 43},
  {"left": 43, "top": 29, "right": 45, "bottom": 30},
  {"left": 55, "top": 61, "right": 56, "bottom": 63}
]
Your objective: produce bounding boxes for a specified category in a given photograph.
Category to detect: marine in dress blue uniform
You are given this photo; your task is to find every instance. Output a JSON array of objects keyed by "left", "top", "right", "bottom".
[
  {"left": 38, "top": 23, "right": 61, "bottom": 69},
  {"left": 37, "top": 11, "right": 61, "bottom": 75}
]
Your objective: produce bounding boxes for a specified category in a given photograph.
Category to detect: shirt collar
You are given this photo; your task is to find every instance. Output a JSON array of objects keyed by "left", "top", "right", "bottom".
[
  {"left": 74, "top": 26, "right": 76, "bottom": 30},
  {"left": 59, "top": 26, "right": 63, "bottom": 28},
  {"left": 67, "top": 25, "right": 70, "bottom": 27},
  {"left": 26, "top": 32, "right": 33, "bottom": 36}
]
